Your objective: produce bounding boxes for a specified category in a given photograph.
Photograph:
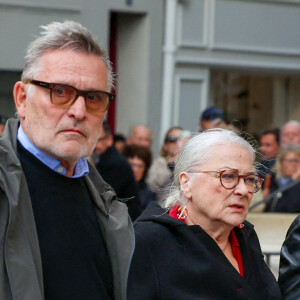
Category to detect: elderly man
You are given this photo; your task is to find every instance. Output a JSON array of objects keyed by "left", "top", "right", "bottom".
[
  {"left": 127, "top": 124, "right": 152, "bottom": 148},
  {"left": 281, "top": 120, "right": 300, "bottom": 146},
  {"left": 0, "top": 21, "right": 134, "bottom": 300}
]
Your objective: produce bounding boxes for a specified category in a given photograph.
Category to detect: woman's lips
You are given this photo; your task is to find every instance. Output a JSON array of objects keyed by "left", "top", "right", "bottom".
[{"left": 229, "top": 203, "right": 245, "bottom": 212}]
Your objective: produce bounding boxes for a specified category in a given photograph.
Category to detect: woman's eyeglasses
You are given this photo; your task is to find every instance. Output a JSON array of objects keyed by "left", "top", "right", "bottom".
[
  {"left": 189, "top": 169, "right": 263, "bottom": 193},
  {"left": 27, "top": 79, "right": 115, "bottom": 115}
]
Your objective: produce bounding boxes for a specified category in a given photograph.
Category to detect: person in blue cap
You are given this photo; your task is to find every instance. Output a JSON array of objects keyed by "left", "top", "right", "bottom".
[{"left": 199, "top": 106, "right": 226, "bottom": 131}]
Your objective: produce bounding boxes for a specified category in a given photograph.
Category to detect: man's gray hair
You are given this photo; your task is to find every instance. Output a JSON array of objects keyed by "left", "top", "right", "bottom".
[
  {"left": 21, "top": 20, "right": 114, "bottom": 90},
  {"left": 282, "top": 120, "right": 300, "bottom": 131},
  {"left": 163, "top": 129, "right": 257, "bottom": 210}
]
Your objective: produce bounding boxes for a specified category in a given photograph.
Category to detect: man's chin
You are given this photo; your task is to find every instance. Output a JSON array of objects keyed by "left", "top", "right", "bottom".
[{"left": 51, "top": 145, "right": 89, "bottom": 162}]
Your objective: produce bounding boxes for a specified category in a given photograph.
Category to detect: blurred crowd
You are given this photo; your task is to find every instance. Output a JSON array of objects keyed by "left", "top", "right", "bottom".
[
  {"left": 84, "top": 106, "right": 300, "bottom": 219},
  {"left": 1, "top": 107, "right": 299, "bottom": 219}
]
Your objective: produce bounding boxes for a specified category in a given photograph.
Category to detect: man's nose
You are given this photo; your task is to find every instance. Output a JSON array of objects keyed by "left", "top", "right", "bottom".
[{"left": 67, "top": 96, "right": 87, "bottom": 119}]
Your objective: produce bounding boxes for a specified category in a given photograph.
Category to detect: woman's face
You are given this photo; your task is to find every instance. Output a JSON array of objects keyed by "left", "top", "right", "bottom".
[
  {"left": 181, "top": 143, "right": 255, "bottom": 231},
  {"left": 128, "top": 156, "right": 146, "bottom": 182},
  {"left": 281, "top": 152, "right": 300, "bottom": 177}
]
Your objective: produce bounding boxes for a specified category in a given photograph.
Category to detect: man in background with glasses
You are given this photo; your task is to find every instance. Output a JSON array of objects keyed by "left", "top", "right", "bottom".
[{"left": 0, "top": 21, "right": 134, "bottom": 300}]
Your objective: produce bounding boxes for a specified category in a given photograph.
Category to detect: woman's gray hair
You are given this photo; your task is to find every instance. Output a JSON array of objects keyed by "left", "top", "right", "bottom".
[
  {"left": 163, "top": 129, "right": 258, "bottom": 210},
  {"left": 21, "top": 20, "right": 114, "bottom": 90}
]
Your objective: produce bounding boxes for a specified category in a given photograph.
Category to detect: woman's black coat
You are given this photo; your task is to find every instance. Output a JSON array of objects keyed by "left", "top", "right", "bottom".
[{"left": 127, "top": 202, "right": 281, "bottom": 300}]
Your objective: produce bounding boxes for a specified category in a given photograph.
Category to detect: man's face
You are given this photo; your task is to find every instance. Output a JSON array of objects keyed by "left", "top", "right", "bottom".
[
  {"left": 14, "top": 50, "right": 107, "bottom": 169},
  {"left": 131, "top": 126, "right": 152, "bottom": 148},
  {"left": 281, "top": 124, "right": 300, "bottom": 146},
  {"left": 260, "top": 133, "right": 280, "bottom": 160}
]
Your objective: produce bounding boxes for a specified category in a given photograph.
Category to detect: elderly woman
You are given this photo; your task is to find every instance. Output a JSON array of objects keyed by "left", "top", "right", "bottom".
[{"left": 127, "top": 129, "right": 281, "bottom": 299}]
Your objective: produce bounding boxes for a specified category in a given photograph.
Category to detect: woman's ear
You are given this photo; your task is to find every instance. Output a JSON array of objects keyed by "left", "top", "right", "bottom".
[
  {"left": 13, "top": 81, "right": 27, "bottom": 120},
  {"left": 179, "top": 172, "right": 192, "bottom": 200}
]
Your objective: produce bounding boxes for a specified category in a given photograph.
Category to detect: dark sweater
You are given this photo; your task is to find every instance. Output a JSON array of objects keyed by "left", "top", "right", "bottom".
[
  {"left": 96, "top": 145, "right": 142, "bottom": 220},
  {"left": 17, "top": 142, "right": 114, "bottom": 300},
  {"left": 128, "top": 202, "right": 281, "bottom": 300}
]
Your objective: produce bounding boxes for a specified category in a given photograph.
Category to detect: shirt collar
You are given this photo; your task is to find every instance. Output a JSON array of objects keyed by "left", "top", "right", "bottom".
[{"left": 17, "top": 125, "right": 89, "bottom": 178}]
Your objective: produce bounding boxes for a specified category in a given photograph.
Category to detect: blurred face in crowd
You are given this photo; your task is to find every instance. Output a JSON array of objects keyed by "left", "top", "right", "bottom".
[
  {"left": 114, "top": 140, "right": 126, "bottom": 153},
  {"left": 93, "top": 129, "right": 113, "bottom": 155},
  {"left": 281, "top": 152, "right": 300, "bottom": 178},
  {"left": 180, "top": 143, "right": 256, "bottom": 232},
  {"left": 128, "top": 156, "right": 146, "bottom": 182},
  {"left": 281, "top": 123, "right": 300, "bottom": 146},
  {"left": 14, "top": 50, "right": 108, "bottom": 174},
  {"left": 129, "top": 126, "right": 152, "bottom": 148},
  {"left": 163, "top": 128, "right": 182, "bottom": 160},
  {"left": 200, "top": 117, "right": 224, "bottom": 131},
  {"left": 0, "top": 123, "right": 5, "bottom": 135},
  {"left": 260, "top": 133, "right": 280, "bottom": 160}
]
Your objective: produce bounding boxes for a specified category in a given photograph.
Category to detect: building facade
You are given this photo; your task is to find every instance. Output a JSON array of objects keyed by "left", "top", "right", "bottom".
[{"left": 1, "top": 0, "right": 300, "bottom": 152}]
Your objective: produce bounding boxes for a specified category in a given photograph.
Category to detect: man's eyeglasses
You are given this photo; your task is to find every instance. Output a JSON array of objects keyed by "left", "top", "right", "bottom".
[
  {"left": 189, "top": 169, "right": 263, "bottom": 193},
  {"left": 27, "top": 79, "right": 115, "bottom": 115}
]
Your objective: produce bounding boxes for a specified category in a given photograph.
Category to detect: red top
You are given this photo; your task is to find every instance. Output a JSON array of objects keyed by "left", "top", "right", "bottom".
[{"left": 169, "top": 205, "right": 244, "bottom": 277}]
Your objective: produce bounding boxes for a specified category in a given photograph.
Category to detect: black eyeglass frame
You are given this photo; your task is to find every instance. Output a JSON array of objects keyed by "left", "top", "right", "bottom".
[
  {"left": 27, "top": 79, "right": 116, "bottom": 114},
  {"left": 188, "top": 169, "right": 264, "bottom": 193}
]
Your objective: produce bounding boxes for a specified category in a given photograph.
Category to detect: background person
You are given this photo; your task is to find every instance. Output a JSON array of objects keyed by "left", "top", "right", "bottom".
[
  {"left": 281, "top": 120, "right": 300, "bottom": 146},
  {"left": 94, "top": 121, "right": 141, "bottom": 220},
  {"left": 113, "top": 133, "right": 127, "bottom": 153},
  {"left": 146, "top": 126, "right": 183, "bottom": 193},
  {"left": 127, "top": 124, "right": 152, "bottom": 148},
  {"left": 199, "top": 106, "right": 226, "bottom": 131},
  {"left": 199, "top": 106, "right": 240, "bottom": 133},
  {"left": 257, "top": 127, "right": 281, "bottom": 179},
  {"left": 127, "top": 129, "right": 280, "bottom": 299},
  {"left": 263, "top": 145, "right": 300, "bottom": 213},
  {"left": 0, "top": 21, "right": 134, "bottom": 300},
  {"left": 123, "top": 145, "right": 156, "bottom": 212}
]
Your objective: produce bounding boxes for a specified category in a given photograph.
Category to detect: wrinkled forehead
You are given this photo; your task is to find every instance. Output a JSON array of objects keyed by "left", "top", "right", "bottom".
[
  {"left": 283, "top": 151, "right": 300, "bottom": 159},
  {"left": 283, "top": 124, "right": 300, "bottom": 135},
  {"left": 194, "top": 143, "right": 254, "bottom": 168}
]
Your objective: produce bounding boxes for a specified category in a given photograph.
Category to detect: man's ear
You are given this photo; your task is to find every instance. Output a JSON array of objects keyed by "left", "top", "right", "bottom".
[
  {"left": 13, "top": 81, "right": 27, "bottom": 120},
  {"left": 179, "top": 172, "right": 192, "bottom": 200}
]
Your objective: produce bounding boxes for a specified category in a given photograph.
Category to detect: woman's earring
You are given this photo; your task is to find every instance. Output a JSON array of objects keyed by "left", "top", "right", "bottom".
[{"left": 177, "top": 206, "right": 188, "bottom": 220}]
